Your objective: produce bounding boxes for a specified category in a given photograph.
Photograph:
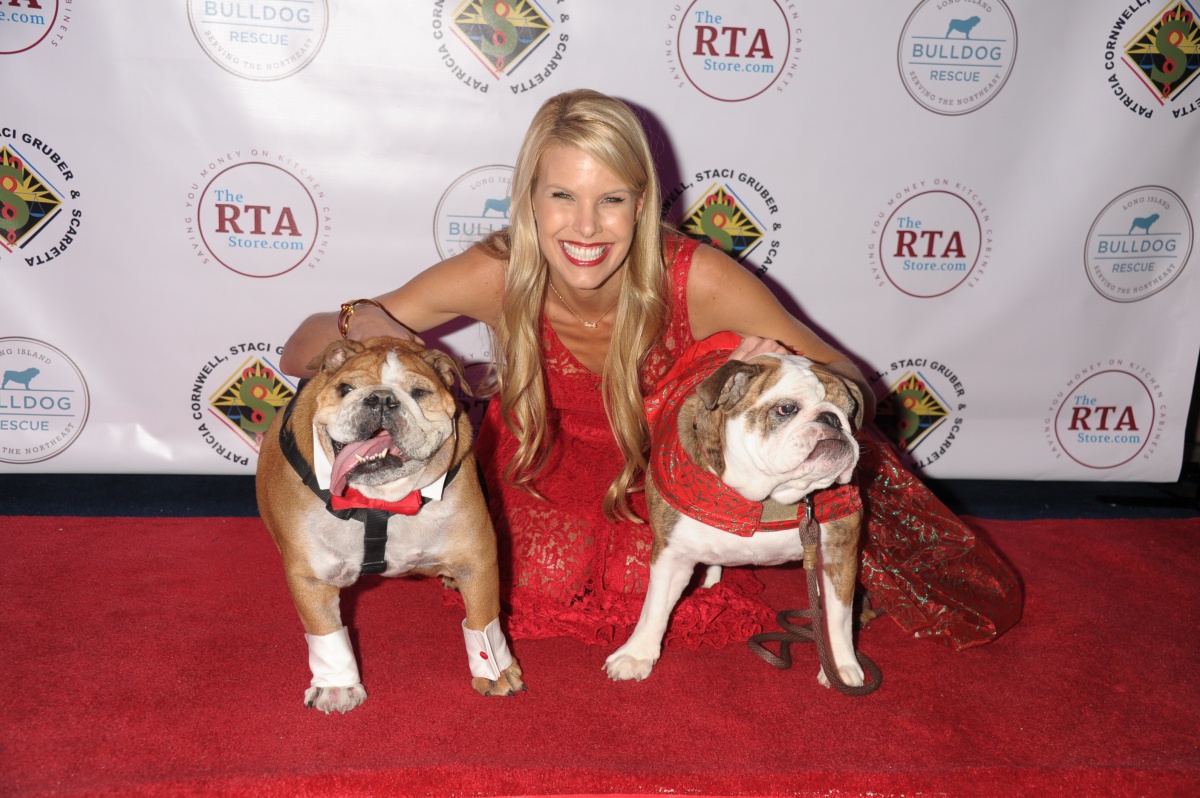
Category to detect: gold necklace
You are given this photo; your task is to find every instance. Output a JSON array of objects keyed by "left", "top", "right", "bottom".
[{"left": 547, "top": 281, "right": 618, "bottom": 329}]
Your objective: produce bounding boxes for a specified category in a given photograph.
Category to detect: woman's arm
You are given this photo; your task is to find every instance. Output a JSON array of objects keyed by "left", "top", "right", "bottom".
[
  {"left": 687, "top": 242, "right": 876, "bottom": 424},
  {"left": 279, "top": 245, "right": 506, "bottom": 377}
]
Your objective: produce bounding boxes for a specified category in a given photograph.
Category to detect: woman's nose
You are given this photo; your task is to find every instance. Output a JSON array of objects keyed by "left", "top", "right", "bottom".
[{"left": 572, "top": 204, "right": 598, "bottom": 237}]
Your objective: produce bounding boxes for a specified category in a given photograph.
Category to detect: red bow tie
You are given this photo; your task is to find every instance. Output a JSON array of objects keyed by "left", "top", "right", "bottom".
[{"left": 330, "top": 487, "right": 425, "bottom": 514}]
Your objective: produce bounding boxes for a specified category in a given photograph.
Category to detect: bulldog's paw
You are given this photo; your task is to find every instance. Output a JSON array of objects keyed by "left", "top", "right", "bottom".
[
  {"left": 604, "top": 650, "right": 657, "bottom": 681},
  {"left": 473, "top": 660, "right": 526, "bottom": 697},
  {"left": 305, "top": 683, "right": 368, "bottom": 714},
  {"left": 817, "top": 662, "right": 865, "bottom": 689}
]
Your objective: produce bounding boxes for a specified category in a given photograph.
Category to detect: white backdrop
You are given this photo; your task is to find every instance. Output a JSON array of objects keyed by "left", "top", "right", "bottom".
[{"left": 3, "top": 0, "right": 1198, "bottom": 482}]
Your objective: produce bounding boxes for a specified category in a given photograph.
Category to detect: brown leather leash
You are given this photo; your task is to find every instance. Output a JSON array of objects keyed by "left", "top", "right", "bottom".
[{"left": 747, "top": 497, "right": 882, "bottom": 696}]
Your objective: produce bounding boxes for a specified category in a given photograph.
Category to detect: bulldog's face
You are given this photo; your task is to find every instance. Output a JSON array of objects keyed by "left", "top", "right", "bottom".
[
  {"left": 306, "top": 337, "right": 464, "bottom": 499},
  {"left": 692, "top": 354, "right": 862, "bottom": 506}
]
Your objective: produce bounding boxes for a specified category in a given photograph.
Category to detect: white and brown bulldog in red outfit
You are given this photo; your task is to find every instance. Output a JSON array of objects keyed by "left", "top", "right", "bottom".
[
  {"left": 605, "top": 348, "right": 865, "bottom": 688},
  {"left": 257, "top": 337, "right": 523, "bottom": 713}
]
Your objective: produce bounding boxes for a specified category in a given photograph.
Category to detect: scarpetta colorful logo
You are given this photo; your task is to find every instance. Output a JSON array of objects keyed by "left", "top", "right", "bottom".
[
  {"left": 190, "top": 342, "right": 295, "bottom": 466},
  {"left": 666, "top": 0, "right": 801, "bottom": 101},
  {"left": 898, "top": 0, "right": 1018, "bottom": 115},
  {"left": 867, "top": 179, "right": 993, "bottom": 296},
  {"left": 0, "top": 337, "right": 89, "bottom": 464},
  {"left": 183, "top": 150, "right": 331, "bottom": 278},
  {"left": 433, "top": 165, "right": 514, "bottom": 259},
  {"left": 1084, "top": 185, "right": 1192, "bottom": 302},
  {"left": 431, "top": 0, "right": 572, "bottom": 95},
  {"left": 187, "top": 0, "right": 329, "bottom": 80},
  {"left": 869, "top": 356, "right": 968, "bottom": 471},
  {"left": 0, "top": 130, "right": 83, "bottom": 269},
  {"left": 661, "top": 167, "right": 783, "bottom": 276},
  {"left": 0, "top": 0, "right": 70, "bottom": 53},
  {"left": 1045, "top": 361, "right": 1165, "bottom": 469},
  {"left": 1104, "top": 0, "right": 1200, "bottom": 119}
]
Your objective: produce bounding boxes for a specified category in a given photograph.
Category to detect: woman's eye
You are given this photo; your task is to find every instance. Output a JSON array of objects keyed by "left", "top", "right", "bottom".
[
  {"left": 601, "top": 196, "right": 625, "bottom": 204},
  {"left": 775, "top": 403, "right": 798, "bottom": 417},
  {"left": 552, "top": 191, "right": 572, "bottom": 200},
  {"left": 338, "top": 383, "right": 354, "bottom": 397}
]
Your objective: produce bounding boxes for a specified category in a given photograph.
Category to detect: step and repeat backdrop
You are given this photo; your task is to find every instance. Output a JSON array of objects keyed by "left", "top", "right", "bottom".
[{"left": 3, "top": 0, "right": 1199, "bottom": 481}]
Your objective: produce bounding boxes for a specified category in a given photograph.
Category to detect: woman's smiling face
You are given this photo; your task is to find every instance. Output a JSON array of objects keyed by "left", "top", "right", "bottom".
[{"left": 532, "top": 144, "right": 644, "bottom": 299}]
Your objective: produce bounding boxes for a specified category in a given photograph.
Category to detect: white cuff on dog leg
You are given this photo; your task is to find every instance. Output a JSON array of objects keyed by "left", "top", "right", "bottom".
[
  {"left": 305, "top": 627, "right": 361, "bottom": 688},
  {"left": 462, "top": 618, "right": 513, "bottom": 681}
]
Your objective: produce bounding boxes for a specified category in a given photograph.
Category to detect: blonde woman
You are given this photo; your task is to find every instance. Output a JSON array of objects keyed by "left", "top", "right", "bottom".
[{"left": 281, "top": 89, "right": 1020, "bottom": 651}]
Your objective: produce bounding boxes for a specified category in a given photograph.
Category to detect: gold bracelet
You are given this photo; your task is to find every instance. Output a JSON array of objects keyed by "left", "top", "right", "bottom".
[{"left": 337, "top": 298, "right": 416, "bottom": 340}]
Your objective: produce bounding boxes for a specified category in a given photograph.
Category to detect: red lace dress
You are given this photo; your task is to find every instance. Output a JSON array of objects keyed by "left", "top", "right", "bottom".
[{"left": 475, "top": 236, "right": 1022, "bottom": 652}]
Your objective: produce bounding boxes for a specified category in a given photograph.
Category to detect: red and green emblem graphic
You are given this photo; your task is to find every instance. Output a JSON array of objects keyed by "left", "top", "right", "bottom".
[
  {"left": 452, "top": 0, "right": 551, "bottom": 76},
  {"left": 876, "top": 372, "right": 950, "bottom": 452},
  {"left": 0, "top": 146, "right": 62, "bottom": 252},
  {"left": 680, "top": 184, "right": 765, "bottom": 263},
  {"left": 1124, "top": 1, "right": 1200, "bottom": 101},
  {"left": 209, "top": 358, "right": 295, "bottom": 451}
]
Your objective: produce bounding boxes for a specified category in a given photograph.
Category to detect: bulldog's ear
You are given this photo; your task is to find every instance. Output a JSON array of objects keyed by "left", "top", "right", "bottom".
[
  {"left": 421, "top": 349, "right": 470, "bottom": 397},
  {"left": 697, "top": 360, "right": 764, "bottom": 412},
  {"left": 811, "top": 365, "right": 865, "bottom": 431},
  {"left": 307, "top": 340, "right": 365, "bottom": 374}
]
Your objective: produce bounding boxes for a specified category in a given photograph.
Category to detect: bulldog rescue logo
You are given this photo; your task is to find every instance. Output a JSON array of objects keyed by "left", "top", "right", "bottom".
[
  {"left": 662, "top": 167, "right": 782, "bottom": 275},
  {"left": 0, "top": 129, "right": 83, "bottom": 269},
  {"left": 1103, "top": 0, "right": 1200, "bottom": 120},
  {"left": 1085, "top": 186, "right": 1192, "bottom": 302},
  {"left": 0, "top": 337, "right": 89, "bottom": 465},
  {"left": 190, "top": 343, "right": 295, "bottom": 466},
  {"left": 666, "top": 0, "right": 801, "bottom": 101},
  {"left": 1046, "top": 361, "right": 1165, "bottom": 469},
  {"left": 898, "top": 0, "right": 1018, "bottom": 115},
  {"left": 183, "top": 150, "right": 331, "bottom": 278},
  {"left": 187, "top": 0, "right": 329, "bottom": 80},
  {"left": 869, "top": 356, "right": 967, "bottom": 470},
  {"left": 433, "top": 165, "right": 514, "bottom": 259},
  {"left": 432, "top": 0, "right": 572, "bottom": 95},
  {"left": 0, "top": 0, "right": 71, "bottom": 52},
  {"left": 867, "top": 180, "right": 992, "bottom": 296}
]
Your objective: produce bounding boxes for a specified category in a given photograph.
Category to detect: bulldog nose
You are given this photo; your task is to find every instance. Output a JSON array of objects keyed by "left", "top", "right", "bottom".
[
  {"left": 364, "top": 389, "right": 400, "bottom": 411},
  {"left": 816, "top": 411, "right": 842, "bottom": 430}
]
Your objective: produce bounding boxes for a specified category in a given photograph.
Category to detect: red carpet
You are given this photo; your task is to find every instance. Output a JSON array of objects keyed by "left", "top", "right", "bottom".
[{"left": 2, "top": 515, "right": 1198, "bottom": 797}]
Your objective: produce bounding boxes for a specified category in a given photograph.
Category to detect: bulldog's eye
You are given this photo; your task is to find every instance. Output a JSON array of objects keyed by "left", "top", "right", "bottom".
[
  {"left": 774, "top": 402, "right": 799, "bottom": 417},
  {"left": 337, "top": 383, "right": 354, "bottom": 397},
  {"left": 410, "top": 387, "right": 432, "bottom": 401}
]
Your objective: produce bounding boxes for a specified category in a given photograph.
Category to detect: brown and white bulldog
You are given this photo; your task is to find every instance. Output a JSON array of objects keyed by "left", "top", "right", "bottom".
[
  {"left": 605, "top": 351, "right": 865, "bottom": 687},
  {"left": 257, "top": 336, "right": 523, "bottom": 713}
]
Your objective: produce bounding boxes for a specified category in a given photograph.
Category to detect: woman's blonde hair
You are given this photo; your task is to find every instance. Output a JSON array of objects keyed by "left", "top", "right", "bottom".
[{"left": 482, "top": 88, "right": 668, "bottom": 523}]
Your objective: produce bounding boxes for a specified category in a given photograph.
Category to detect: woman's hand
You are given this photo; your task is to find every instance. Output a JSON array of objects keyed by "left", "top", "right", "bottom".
[{"left": 727, "top": 335, "right": 790, "bottom": 362}]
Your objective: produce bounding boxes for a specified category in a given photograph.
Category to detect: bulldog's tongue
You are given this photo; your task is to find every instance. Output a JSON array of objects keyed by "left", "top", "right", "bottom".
[{"left": 330, "top": 431, "right": 396, "bottom": 496}]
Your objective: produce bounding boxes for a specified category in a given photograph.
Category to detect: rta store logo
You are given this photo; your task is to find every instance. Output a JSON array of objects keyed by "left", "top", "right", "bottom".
[
  {"left": 661, "top": 167, "right": 783, "bottom": 276},
  {"left": 1103, "top": 0, "right": 1200, "bottom": 120},
  {"left": 0, "top": 130, "right": 83, "bottom": 269},
  {"left": 867, "top": 180, "right": 992, "bottom": 296},
  {"left": 0, "top": 0, "right": 69, "bottom": 53},
  {"left": 183, "top": 150, "right": 331, "bottom": 278},
  {"left": 433, "top": 165, "right": 513, "bottom": 259},
  {"left": 1085, "top": 186, "right": 1192, "bottom": 303},
  {"left": 666, "top": 0, "right": 801, "bottom": 101},
  {"left": 432, "top": 0, "right": 572, "bottom": 95},
  {"left": 1046, "top": 363, "right": 1165, "bottom": 469},
  {"left": 189, "top": 343, "right": 295, "bottom": 466},
  {"left": 898, "top": 0, "right": 1018, "bottom": 115},
  {"left": 0, "top": 337, "right": 90, "bottom": 465},
  {"left": 187, "top": 0, "right": 329, "bottom": 80},
  {"left": 869, "top": 356, "right": 968, "bottom": 471}
]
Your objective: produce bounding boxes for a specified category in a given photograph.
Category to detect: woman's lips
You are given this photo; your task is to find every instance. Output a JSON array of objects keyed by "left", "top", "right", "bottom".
[{"left": 559, "top": 240, "right": 612, "bottom": 267}]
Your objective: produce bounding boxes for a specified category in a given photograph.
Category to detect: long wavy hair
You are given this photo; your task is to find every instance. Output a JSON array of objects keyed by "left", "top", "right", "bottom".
[{"left": 481, "top": 89, "right": 669, "bottom": 523}]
